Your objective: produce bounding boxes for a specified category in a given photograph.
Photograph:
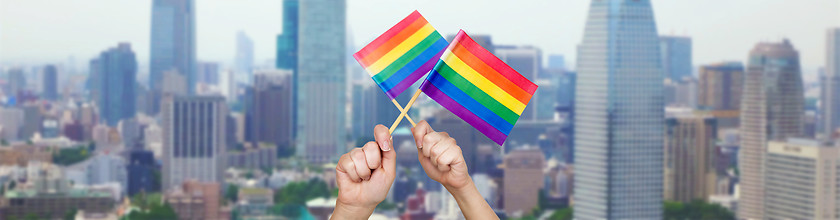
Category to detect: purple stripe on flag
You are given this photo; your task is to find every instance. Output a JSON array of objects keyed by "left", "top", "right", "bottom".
[
  {"left": 420, "top": 79, "right": 508, "bottom": 145},
  {"left": 384, "top": 49, "right": 445, "bottom": 99}
]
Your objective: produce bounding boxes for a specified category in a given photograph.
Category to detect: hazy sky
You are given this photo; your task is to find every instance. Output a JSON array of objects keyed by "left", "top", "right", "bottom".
[{"left": 1, "top": 0, "right": 838, "bottom": 70}]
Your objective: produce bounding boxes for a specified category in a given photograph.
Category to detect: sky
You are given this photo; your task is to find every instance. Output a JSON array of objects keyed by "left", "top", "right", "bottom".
[{"left": 1, "top": 0, "right": 839, "bottom": 71}]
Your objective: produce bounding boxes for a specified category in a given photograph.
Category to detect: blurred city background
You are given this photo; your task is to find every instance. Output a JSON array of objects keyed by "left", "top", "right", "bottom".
[{"left": 0, "top": 0, "right": 838, "bottom": 219}]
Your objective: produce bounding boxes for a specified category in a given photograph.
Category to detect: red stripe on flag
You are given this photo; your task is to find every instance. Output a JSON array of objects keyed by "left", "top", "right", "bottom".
[{"left": 452, "top": 30, "right": 538, "bottom": 95}]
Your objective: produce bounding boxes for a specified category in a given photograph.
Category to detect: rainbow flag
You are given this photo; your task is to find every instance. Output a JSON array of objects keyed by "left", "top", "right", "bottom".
[
  {"left": 353, "top": 10, "right": 448, "bottom": 99},
  {"left": 420, "top": 30, "right": 538, "bottom": 145}
]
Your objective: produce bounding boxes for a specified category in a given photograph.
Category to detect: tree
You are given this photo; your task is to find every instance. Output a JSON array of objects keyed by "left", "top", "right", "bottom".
[
  {"left": 270, "top": 179, "right": 331, "bottom": 218},
  {"left": 52, "top": 145, "right": 93, "bottom": 165},
  {"left": 225, "top": 184, "right": 240, "bottom": 203},
  {"left": 1, "top": 139, "right": 8, "bottom": 146},
  {"left": 549, "top": 207, "right": 573, "bottom": 220},
  {"left": 126, "top": 202, "right": 178, "bottom": 220},
  {"left": 663, "top": 200, "right": 734, "bottom": 220},
  {"left": 63, "top": 208, "right": 78, "bottom": 220}
]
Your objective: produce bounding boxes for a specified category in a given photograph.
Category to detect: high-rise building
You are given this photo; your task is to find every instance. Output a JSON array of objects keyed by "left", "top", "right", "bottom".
[
  {"left": 7, "top": 68, "right": 26, "bottom": 99},
  {"left": 0, "top": 107, "right": 24, "bottom": 141},
  {"left": 126, "top": 149, "right": 156, "bottom": 196},
  {"left": 765, "top": 139, "right": 838, "bottom": 219},
  {"left": 276, "top": 0, "right": 299, "bottom": 71},
  {"left": 296, "top": 0, "right": 346, "bottom": 164},
  {"left": 660, "top": 36, "right": 693, "bottom": 82},
  {"left": 698, "top": 62, "right": 744, "bottom": 111},
  {"left": 277, "top": 0, "right": 299, "bottom": 146},
  {"left": 663, "top": 108, "right": 717, "bottom": 203},
  {"left": 738, "top": 39, "right": 804, "bottom": 220},
  {"left": 161, "top": 96, "right": 227, "bottom": 191},
  {"left": 91, "top": 43, "right": 137, "bottom": 126},
  {"left": 197, "top": 62, "right": 219, "bottom": 85},
  {"left": 252, "top": 70, "right": 293, "bottom": 153},
  {"left": 236, "top": 31, "right": 254, "bottom": 82},
  {"left": 42, "top": 65, "right": 58, "bottom": 100},
  {"left": 547, "top": 54, "right": 566, "bottom": 71},
  {"left": 573, "top": 0, "right": 664, "bottom": 219},
  {"left": 821, "top": 28, "right": 840, "bottom": 139},
  {"left": 150, "top": 0, "right": 196, "bottom": 114},
  {"left": 503, "top": 148, "right": 545, "bottom": 216}
]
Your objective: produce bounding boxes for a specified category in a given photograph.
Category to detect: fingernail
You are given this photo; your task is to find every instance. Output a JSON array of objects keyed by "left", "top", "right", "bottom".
[{"left": 381, "top": 141, "right": 391, "bottom": 151}]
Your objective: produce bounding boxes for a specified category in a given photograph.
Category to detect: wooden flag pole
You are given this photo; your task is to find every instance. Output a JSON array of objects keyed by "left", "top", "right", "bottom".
[
  {"left": 390, "top": 99, "right": 417, "bottom": 127},
  {"left": 389, "top": 89, "right": 422, "bottom": 134}
]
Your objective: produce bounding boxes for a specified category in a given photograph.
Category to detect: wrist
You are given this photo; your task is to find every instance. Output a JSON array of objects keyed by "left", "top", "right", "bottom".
[
  {"left": 443, "top": 177, "right": 476, "bottom": 198},
  {"left": 332, "top": 201, "right": 376, "bottom": 220}
]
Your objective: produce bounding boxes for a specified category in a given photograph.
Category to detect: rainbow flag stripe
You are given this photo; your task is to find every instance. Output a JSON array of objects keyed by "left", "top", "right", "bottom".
[
  {"left": 353, "top": 10, "right": 448, "bottom": 99},
  {"left": 420, "top": 30, "right": 538, "bottom": 145}
]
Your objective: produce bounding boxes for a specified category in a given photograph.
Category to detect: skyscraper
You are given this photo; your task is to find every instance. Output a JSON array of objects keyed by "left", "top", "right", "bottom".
[
  {"left": 738, "top": 39, "right": 804, "bottom": 219},
  {"left": 663, "top": 108, "right": 717, "bottom": 203},
  {"left": 821, "top": 28, "right": 840, "bottom": 139},
  {"left": 277, "top": 0, "right": 299, "bottom": 143},
  {"left": 252, "top": 70, "right": 293, "bottom": 154},
  {"left": 7, "top": 68, "right": 25, "bottom": 99},
  {"left": 276, "top": 0, "right": 299, "bottom": 71},
  {"left": 503, "top": 148, "right": 545, "bottom": 216},
  {"left": 150, "top": 0, "right": 196, "bottom": 114},
  {"left": 161, "top": 96, "right": 227, "bottom": 191},
  {"left": 698, "top": 62, "right": 744, "bottom": 111},
  {"left": 91, "top": 43, "right": 137, "bottom": 126},
  {"left": 296, "top": 0, "right": 346, "bottom": 164},
  {"left": 764, "top": 139, "right": 839, "bottom": 220},
  {"left": 660, "top": 36, "right": 693, "bottom": 82},
  {"left": 42, "top": 65, "right": 58, "bottom": 100},
  {"left": 236, "top": 31, "right": 254, "bottom": 82},
  {"left": 573, "top": 0, "right": 664, "bottom": 219}
]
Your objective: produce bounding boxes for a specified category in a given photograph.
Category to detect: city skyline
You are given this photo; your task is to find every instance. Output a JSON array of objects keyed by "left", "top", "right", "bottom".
[{"left": 1, "top": 0, "right": 838, "bottom": 71}]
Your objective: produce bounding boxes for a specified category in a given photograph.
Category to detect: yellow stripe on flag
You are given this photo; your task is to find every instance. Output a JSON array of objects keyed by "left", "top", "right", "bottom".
[
  {"left": 365, "top": 23, "right": 435, "bottom": 75},
  {"left": 441, "top": 50, "right": 527, "bottom": 115}
]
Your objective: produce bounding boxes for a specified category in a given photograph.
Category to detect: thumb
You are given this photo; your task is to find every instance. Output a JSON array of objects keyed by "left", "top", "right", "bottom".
[{"left": 381, "top": 146, "right": 397, "bottom": 177}]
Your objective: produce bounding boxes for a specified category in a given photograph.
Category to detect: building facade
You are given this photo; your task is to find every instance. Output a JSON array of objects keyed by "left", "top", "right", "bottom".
[
  {"left": 42, "top": 65, "right": 58, "bottom": 100},
  {"left": 161, "top": 96, "right": 227, "bottom": 191},
  {"left": 660, "top": 36, "right": 693, "bottom": 82},
  {"left": 698, "top": 62, "right": 744, "bottom": 111},
  {"left": 738, "top": 39, "right": 804, "bottom": 219},
  {"left": 150, "top": 0, "right": 196, "bottom": 114},
  {"left": 236, "top": 31, "right": 254, "bottom": 82},
  {"left": 91, "top": 43, "right": 136, "bottom": 126},
  {"left": 573, "top": 0, "right": 664, "bottom": 218},
  {"left": 663, "top": 108, "right": 717, "bottom": 203},
  {"left": 765, "top": 139, "right": 838, "bottom": 220},
  {"left": 252, "top": 70, "right": 293, "bottom": 152},
  {"left": 821, "top": 28, "right": 840, "bottom": 139},
  {"left": 503, "top": 148, "right": 545, "bottom": 216},
  {"left": 296, "top": 0, "right": 346, "bottom": 164},
  {"left": 166, "top": 180, "right": 224, "bottom": 220}
]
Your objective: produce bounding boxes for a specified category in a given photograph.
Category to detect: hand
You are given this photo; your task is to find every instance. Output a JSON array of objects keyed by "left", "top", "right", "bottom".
[
  {"left": 411, "top": 120, "right": 498, "bottom": 220},
  {"left": 333, "top": 125, "right": 396, "bottom": 220},
  {"left": 411, "top": 120, "right": 471, "bottom": 191}
]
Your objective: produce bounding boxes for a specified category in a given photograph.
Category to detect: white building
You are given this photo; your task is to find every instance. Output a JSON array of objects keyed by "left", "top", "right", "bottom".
[
  {"left": 161, "top": 96, "right": 227, "bottom": 191},
  {"left": 765, "top": 139, "right": 839, "bottom": 219}
]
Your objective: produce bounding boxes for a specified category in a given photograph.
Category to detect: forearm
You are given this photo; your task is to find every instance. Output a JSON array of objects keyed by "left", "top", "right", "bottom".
[
  {"left": 331, "top": 202, "right": 375, "bottom": 220},
  {"left": 445, "top": 179, "right": 499, "bottom": 220}
]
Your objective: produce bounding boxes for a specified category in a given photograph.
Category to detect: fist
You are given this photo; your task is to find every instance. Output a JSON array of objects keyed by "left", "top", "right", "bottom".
[
  {"left": 411, "top": 120, "right": 471, "bottom": 190},
  {"left": 335, "top": 125, "right": 397, "bottom": 213}
]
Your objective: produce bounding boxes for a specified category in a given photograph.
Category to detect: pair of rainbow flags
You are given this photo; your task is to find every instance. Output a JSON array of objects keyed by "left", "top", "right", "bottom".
[{"left": 353, "top": 11, "right": 538, "bottom": 146}]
